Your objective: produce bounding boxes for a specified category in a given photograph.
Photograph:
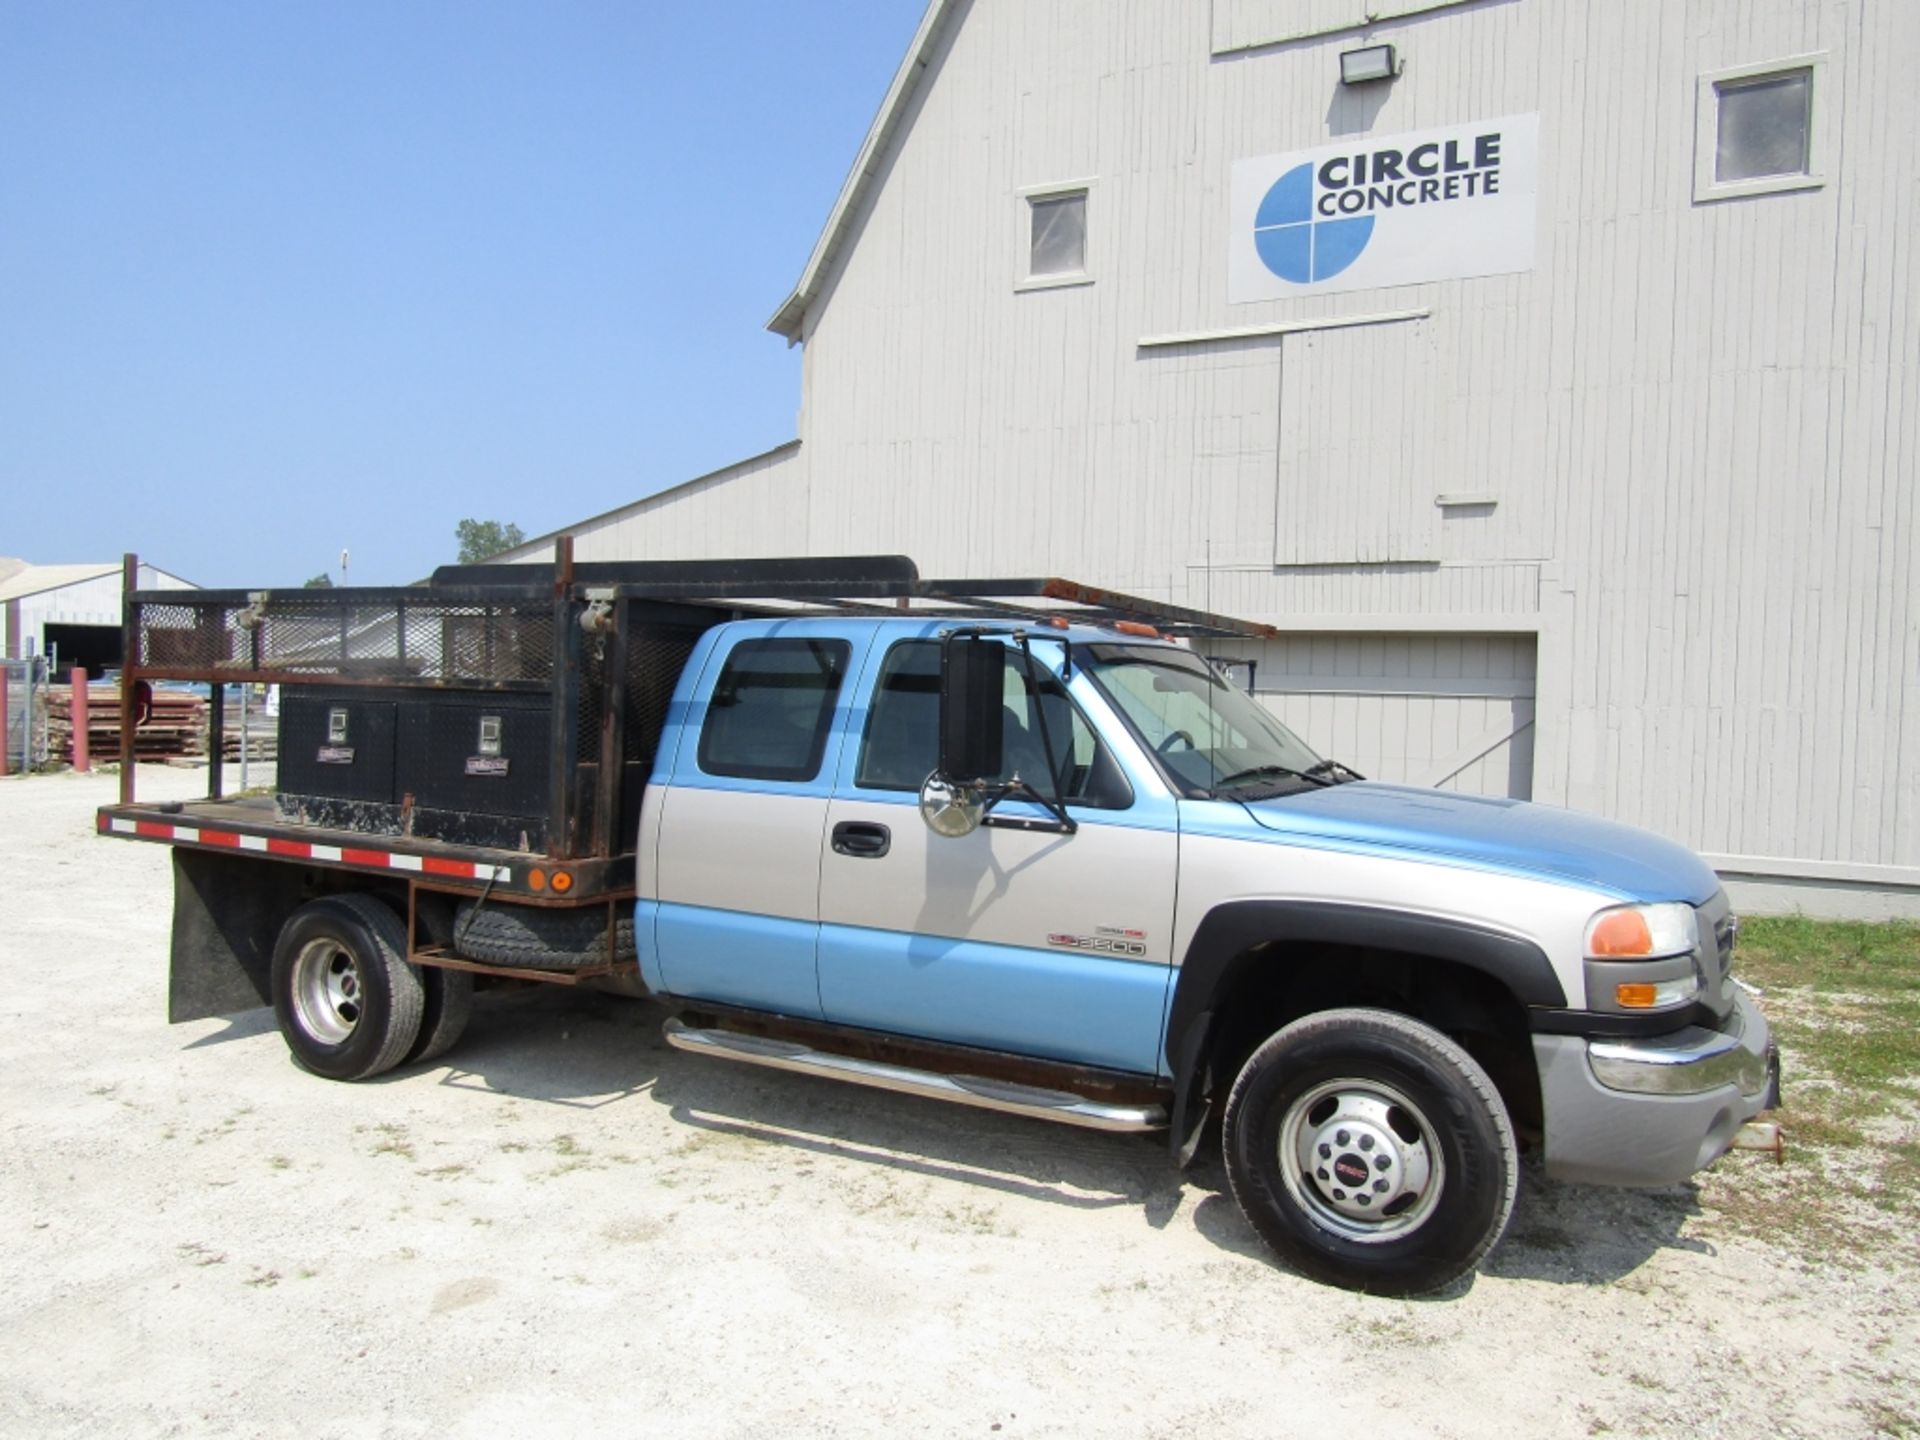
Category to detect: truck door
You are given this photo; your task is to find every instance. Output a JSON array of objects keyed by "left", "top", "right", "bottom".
[
  {"left": 649, "top": 622, "right": 871, "bottom": 1017},
  {"left": 816, "top": 631, "right": 1179, "bottom": 1076}
]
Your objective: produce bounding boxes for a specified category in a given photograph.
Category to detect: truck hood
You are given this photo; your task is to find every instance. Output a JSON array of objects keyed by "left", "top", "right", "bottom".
[{"left": 1237, "top": 783, "right": 1722, "bottom": 903}]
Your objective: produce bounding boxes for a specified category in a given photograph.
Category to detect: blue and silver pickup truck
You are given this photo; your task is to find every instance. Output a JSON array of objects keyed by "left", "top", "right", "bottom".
[{"left": 104, "top": 554, "right": 1780, "bottom": 1295}]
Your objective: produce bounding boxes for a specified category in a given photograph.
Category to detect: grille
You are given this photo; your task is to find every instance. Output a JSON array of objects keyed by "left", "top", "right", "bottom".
[{"left": 137, "top": 596, "right": 553, "bottom": 684}]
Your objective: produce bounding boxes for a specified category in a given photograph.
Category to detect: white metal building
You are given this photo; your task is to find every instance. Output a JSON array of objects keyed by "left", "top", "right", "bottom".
[
  {"left": 504, "top": 0, "right": 1919, "bottom": 918},
  {"left": 0, "top": 560, "right": 196, "bottom": 677}
]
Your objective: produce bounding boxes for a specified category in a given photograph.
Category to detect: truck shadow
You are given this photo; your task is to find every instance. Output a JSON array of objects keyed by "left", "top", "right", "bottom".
[{"left": 400, "top": 988, "right": 1711, "bottom": 1291}]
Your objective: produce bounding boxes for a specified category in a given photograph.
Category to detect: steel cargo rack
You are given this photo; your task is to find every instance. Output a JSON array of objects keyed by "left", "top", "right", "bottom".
[{"left": 97, "top": 544, "right": 1276, "bottom": 992}]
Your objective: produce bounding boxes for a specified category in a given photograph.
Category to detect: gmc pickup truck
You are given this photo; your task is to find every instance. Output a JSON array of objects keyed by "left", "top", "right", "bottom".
[{"left": 100, "top": 551, "right": 1780, "bottom": 1295}]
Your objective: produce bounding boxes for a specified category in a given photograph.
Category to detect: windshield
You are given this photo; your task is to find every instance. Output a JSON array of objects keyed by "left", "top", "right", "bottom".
[{"left": 1083, "top": 645, "right": 1325, "bottom": 796}]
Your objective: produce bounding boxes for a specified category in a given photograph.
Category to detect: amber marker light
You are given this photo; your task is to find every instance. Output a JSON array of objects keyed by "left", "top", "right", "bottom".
[
  {"left": 527, "top": 869, "right": 547, "bottom": 892},
  {"left": 1614, "top": 982, "right": 1659, "bottom": 1008},
  {"left": 550, "top": 870, "right": 574, "bottom": 894},
  {"left": 1112, "top": 621, "right": 1160, "bottom": 638}
]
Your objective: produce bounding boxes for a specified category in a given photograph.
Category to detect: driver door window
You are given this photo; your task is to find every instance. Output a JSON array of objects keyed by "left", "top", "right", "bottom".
[{"left": 855, "top": 640, "right": 1129, "bottom": 809}]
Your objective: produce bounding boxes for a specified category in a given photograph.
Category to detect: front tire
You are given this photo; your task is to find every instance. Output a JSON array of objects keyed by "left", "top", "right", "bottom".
[
  {"left": 272, "top": 895, "right": 425, "bottom": 1081},
  {"left": 1221, "top": 1007, "right": 1518, "bottom": 1296}
]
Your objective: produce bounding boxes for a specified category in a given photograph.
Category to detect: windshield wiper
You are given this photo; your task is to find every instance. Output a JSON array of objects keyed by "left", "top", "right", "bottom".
[
  {"left": 1303, "top": 758, "right": 1366, "bottom": 783},
  {"left": 1213, "top": 763, "right": 1332, "bottom": 790}
]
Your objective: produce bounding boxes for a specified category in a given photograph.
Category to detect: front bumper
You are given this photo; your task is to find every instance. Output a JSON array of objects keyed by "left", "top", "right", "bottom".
[{"left": 1533, "top": 990, "right": 1779, "bottom": 1187}]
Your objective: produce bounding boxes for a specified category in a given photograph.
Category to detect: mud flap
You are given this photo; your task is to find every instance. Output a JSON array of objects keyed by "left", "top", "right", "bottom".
[{"left": 167, "top": 849, "right": 312, "bottom": 1023}]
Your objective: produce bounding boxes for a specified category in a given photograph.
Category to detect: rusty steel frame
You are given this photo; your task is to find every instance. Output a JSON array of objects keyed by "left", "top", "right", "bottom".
[
  {"left": 405, "top": 881, "right": 634, "bottom": 986},
  {"left": 112, "top": 543, "right": 621, "bottom": 878}
]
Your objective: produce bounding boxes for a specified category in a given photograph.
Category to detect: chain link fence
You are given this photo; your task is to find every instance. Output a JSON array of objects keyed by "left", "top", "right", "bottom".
[{"left": 1, "top": 657, "right": 53, "bottom": 772}]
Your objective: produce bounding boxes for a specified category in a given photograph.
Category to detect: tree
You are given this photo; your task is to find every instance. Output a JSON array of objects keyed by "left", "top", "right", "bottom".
[
  {"left": 455, "top": 518, "right": 526, "bottom": 564},
  {"left": 303, "top": 573, "right": 334, "bottom": 588}
]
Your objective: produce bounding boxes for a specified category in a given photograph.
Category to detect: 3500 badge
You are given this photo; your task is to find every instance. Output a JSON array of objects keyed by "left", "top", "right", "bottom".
[{"left": 1046, "top": 932, "right": 1148, "bottom": 958}]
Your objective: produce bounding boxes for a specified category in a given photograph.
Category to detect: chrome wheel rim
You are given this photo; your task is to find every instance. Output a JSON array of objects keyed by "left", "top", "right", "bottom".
[
  {"left": 291, "top": 938, "right": 364, "bottom": 1045},
  {"left": 1278, "top": 1077, "right": 1445, "bottom": 1243}
]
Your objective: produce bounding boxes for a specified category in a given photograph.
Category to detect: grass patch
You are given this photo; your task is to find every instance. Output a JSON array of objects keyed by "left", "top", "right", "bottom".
[
  {"left": 1694, "top": 917, "right": 1920, "bottom": 1252},
  {"left": 369, "top": 1123, "right": 416, "bottom": 1162}
]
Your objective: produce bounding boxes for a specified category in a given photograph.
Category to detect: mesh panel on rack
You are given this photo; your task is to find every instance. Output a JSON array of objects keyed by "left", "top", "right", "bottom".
[
  {"left": 627, "top": 628, "right": 704, "bottom": 764},
  {"left": 137, "top": 597, "right": 554, "bottom": 683},
  {"left": 576, "top": 641, "right": 607, "bottom": 764},
  {"left": 139, "top": 604, "right": 236, "bottom": 668}
]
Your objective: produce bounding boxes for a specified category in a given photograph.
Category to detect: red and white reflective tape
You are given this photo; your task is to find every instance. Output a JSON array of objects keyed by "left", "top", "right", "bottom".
[{"left": 99, "top": 814, "right": 511, "bottom": 883}]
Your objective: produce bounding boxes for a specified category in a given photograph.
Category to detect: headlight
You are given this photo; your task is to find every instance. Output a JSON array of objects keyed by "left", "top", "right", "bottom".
[
  {"left": 1583, "top": 902, "right": 1702, "bottom": 1013},
  {"left": 1585, "top": 902, "right": 1698, "bottom": 959}
]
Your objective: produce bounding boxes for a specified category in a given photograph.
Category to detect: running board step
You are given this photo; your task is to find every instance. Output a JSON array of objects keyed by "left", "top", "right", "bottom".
[{"left": 661, "top": 1018, "right": 1167, "bottom": 1133}]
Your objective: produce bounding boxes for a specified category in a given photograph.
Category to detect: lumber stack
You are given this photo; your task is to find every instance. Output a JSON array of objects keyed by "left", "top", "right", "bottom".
[
  {"left": 47, "top": 683, "right": 208, "bottom": 765},
  {"left": 220, "top": 694, "right": 278, "bottom": 761}
]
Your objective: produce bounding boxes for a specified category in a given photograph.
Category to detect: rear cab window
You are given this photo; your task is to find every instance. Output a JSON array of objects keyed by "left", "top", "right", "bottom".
[{"left": 697, "top": 637, "right": 851, "bottom": 783}]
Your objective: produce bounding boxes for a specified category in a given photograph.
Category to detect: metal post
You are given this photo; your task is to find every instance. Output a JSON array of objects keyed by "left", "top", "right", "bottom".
[
  {"left": 119, "top": 554, "right": 138, "bottom": 805},
  {"left": 71, "top": 666, "right": 90, "bottom": 773},
  {"left": 23, "top": 639, "right": 35, "bottom": 774},
  {"left": 0, "top": 664, "right": 10, "bottom": 778},
  {"left": 207, "top": 682, "right": 225, "bottom": 800},
  {"left": 547, "top": 535, "right": 578, "bottom": 859},
  {"left": 240, "top": 684, "right": 250, "bottom": 791}
]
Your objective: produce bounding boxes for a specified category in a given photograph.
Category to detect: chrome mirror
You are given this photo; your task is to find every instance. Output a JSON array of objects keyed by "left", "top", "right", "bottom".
[{"left": 919, "top": 772, "right": 984, "bottom": 838}]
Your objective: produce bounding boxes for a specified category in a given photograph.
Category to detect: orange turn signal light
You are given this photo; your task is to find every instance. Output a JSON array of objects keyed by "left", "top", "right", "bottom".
[
  {"left": 1614, "top": 982, "right": 1659, "bottom": 1009},
  {"left": 1588, "top": 909, "right": 1654, "bottom": 957},
  {"left": 550, "top": 870, "right": 574, "bottom": 894},
  {"left": 527, "top": 869, "right": 547, "bottom": 891}
]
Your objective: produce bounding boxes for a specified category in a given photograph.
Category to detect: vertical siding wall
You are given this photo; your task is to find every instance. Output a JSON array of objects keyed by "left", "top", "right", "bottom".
[
  {"left": 505, "top": 447, "right": 807, "bottom": 565},
  {"left": 772, "top": 0, "right": 1918, "bottom": 876}
]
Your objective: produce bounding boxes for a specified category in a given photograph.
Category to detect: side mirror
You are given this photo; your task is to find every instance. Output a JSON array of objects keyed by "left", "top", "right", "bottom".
[
  {"left": 938, "top": 634, "right": 1004, "bottom": 783},
  {"left": 919, "top": 772, "right": 984, "bottom": 838}
]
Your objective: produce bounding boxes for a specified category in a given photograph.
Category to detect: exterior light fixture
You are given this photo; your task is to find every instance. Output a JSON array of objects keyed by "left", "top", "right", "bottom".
[{"left": 1340, "top": 44, "right": 1399, "bottom": 85}]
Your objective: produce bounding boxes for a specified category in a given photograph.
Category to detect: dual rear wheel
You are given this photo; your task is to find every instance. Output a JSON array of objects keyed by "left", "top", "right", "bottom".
[{"left": 272, "top": 895, "right": 472, "bottom": 1081}]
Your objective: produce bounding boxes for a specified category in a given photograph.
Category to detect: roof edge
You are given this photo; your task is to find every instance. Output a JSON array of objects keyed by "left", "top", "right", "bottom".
[
  {"left": 765, "top": 0, "right": 962, "bottom": 341},
  {"left": 495, "top": 440, "right": 803, "bottom": 560}
]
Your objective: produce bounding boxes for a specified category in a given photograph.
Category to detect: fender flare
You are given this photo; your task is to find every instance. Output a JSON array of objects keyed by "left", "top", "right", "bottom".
[{"left": 1164, "top": 900, "right": 1566, "bottom": 1163}]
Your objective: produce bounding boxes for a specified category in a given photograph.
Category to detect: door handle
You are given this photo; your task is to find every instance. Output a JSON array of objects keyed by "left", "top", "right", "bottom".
[{"left": 831, "top": 821, "right": 892, "bottom": 858}]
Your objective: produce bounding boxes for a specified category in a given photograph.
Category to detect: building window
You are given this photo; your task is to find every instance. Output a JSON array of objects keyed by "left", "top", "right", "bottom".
[
  {"left": 1695, "top": 54, "right": 1827, "bottom": 203},
  {"left": 696, "top": 638, "right": 849, "bottom": 783},
  {"left": 1016, "top": 181, "right": 1095, "bottom": 291}
]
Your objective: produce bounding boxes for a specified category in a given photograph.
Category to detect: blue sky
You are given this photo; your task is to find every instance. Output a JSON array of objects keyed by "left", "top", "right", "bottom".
[{"left": 0, "top": 2, "right": 923, "bottom": 587}]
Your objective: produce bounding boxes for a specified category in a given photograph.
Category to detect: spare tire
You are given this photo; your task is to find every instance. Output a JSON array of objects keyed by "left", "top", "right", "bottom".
[{"left": 451, "top": 900, "right": 636, "bottom": 971}]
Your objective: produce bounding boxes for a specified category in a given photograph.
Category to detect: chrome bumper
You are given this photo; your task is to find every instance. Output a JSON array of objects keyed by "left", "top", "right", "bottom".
[
  {"left": 1588, "top": 994, "right": 1778, "bottom": 1099},
  {"left": 1532, "top": 990, "right": 1780, "bottom": 1187}
]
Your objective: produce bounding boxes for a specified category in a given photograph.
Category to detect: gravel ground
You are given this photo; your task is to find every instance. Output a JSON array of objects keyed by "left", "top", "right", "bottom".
[{"left": 2, "top": 768, "right": 1914, "bottom": 1439}]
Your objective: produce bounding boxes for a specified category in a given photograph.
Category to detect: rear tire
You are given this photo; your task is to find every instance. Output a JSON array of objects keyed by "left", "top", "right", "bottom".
[
  {"left": 1221, "top": 1007, "right": 1518, "bottom": 1296},
  {"left": 272, "top": 895, "right": 425, "bottom": 1081},
  {"left": 407, "top": 966, "right": 474, "bottom": 1065}
]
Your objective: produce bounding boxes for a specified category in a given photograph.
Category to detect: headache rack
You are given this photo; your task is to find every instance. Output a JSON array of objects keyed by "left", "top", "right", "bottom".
[{"left": 107, "top": 545, "right": 1276, "bottom": 875}]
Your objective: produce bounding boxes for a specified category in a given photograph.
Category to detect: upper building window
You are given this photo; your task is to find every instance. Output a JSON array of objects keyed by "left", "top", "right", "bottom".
[
  {"left": 1030, "top": 193, "right": 1086, "bottom": 275},
  {"left": 1016, "top": 181, "right": 1095, "bottom": 291},
  {"left": 1695, "top": 54, "right": 1827, "bottom": 203}
]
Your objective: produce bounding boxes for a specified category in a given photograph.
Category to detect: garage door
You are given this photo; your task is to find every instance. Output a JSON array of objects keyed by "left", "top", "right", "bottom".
[{"left": 1228, "top": 633, "right": 1536, "bottom": 800}]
